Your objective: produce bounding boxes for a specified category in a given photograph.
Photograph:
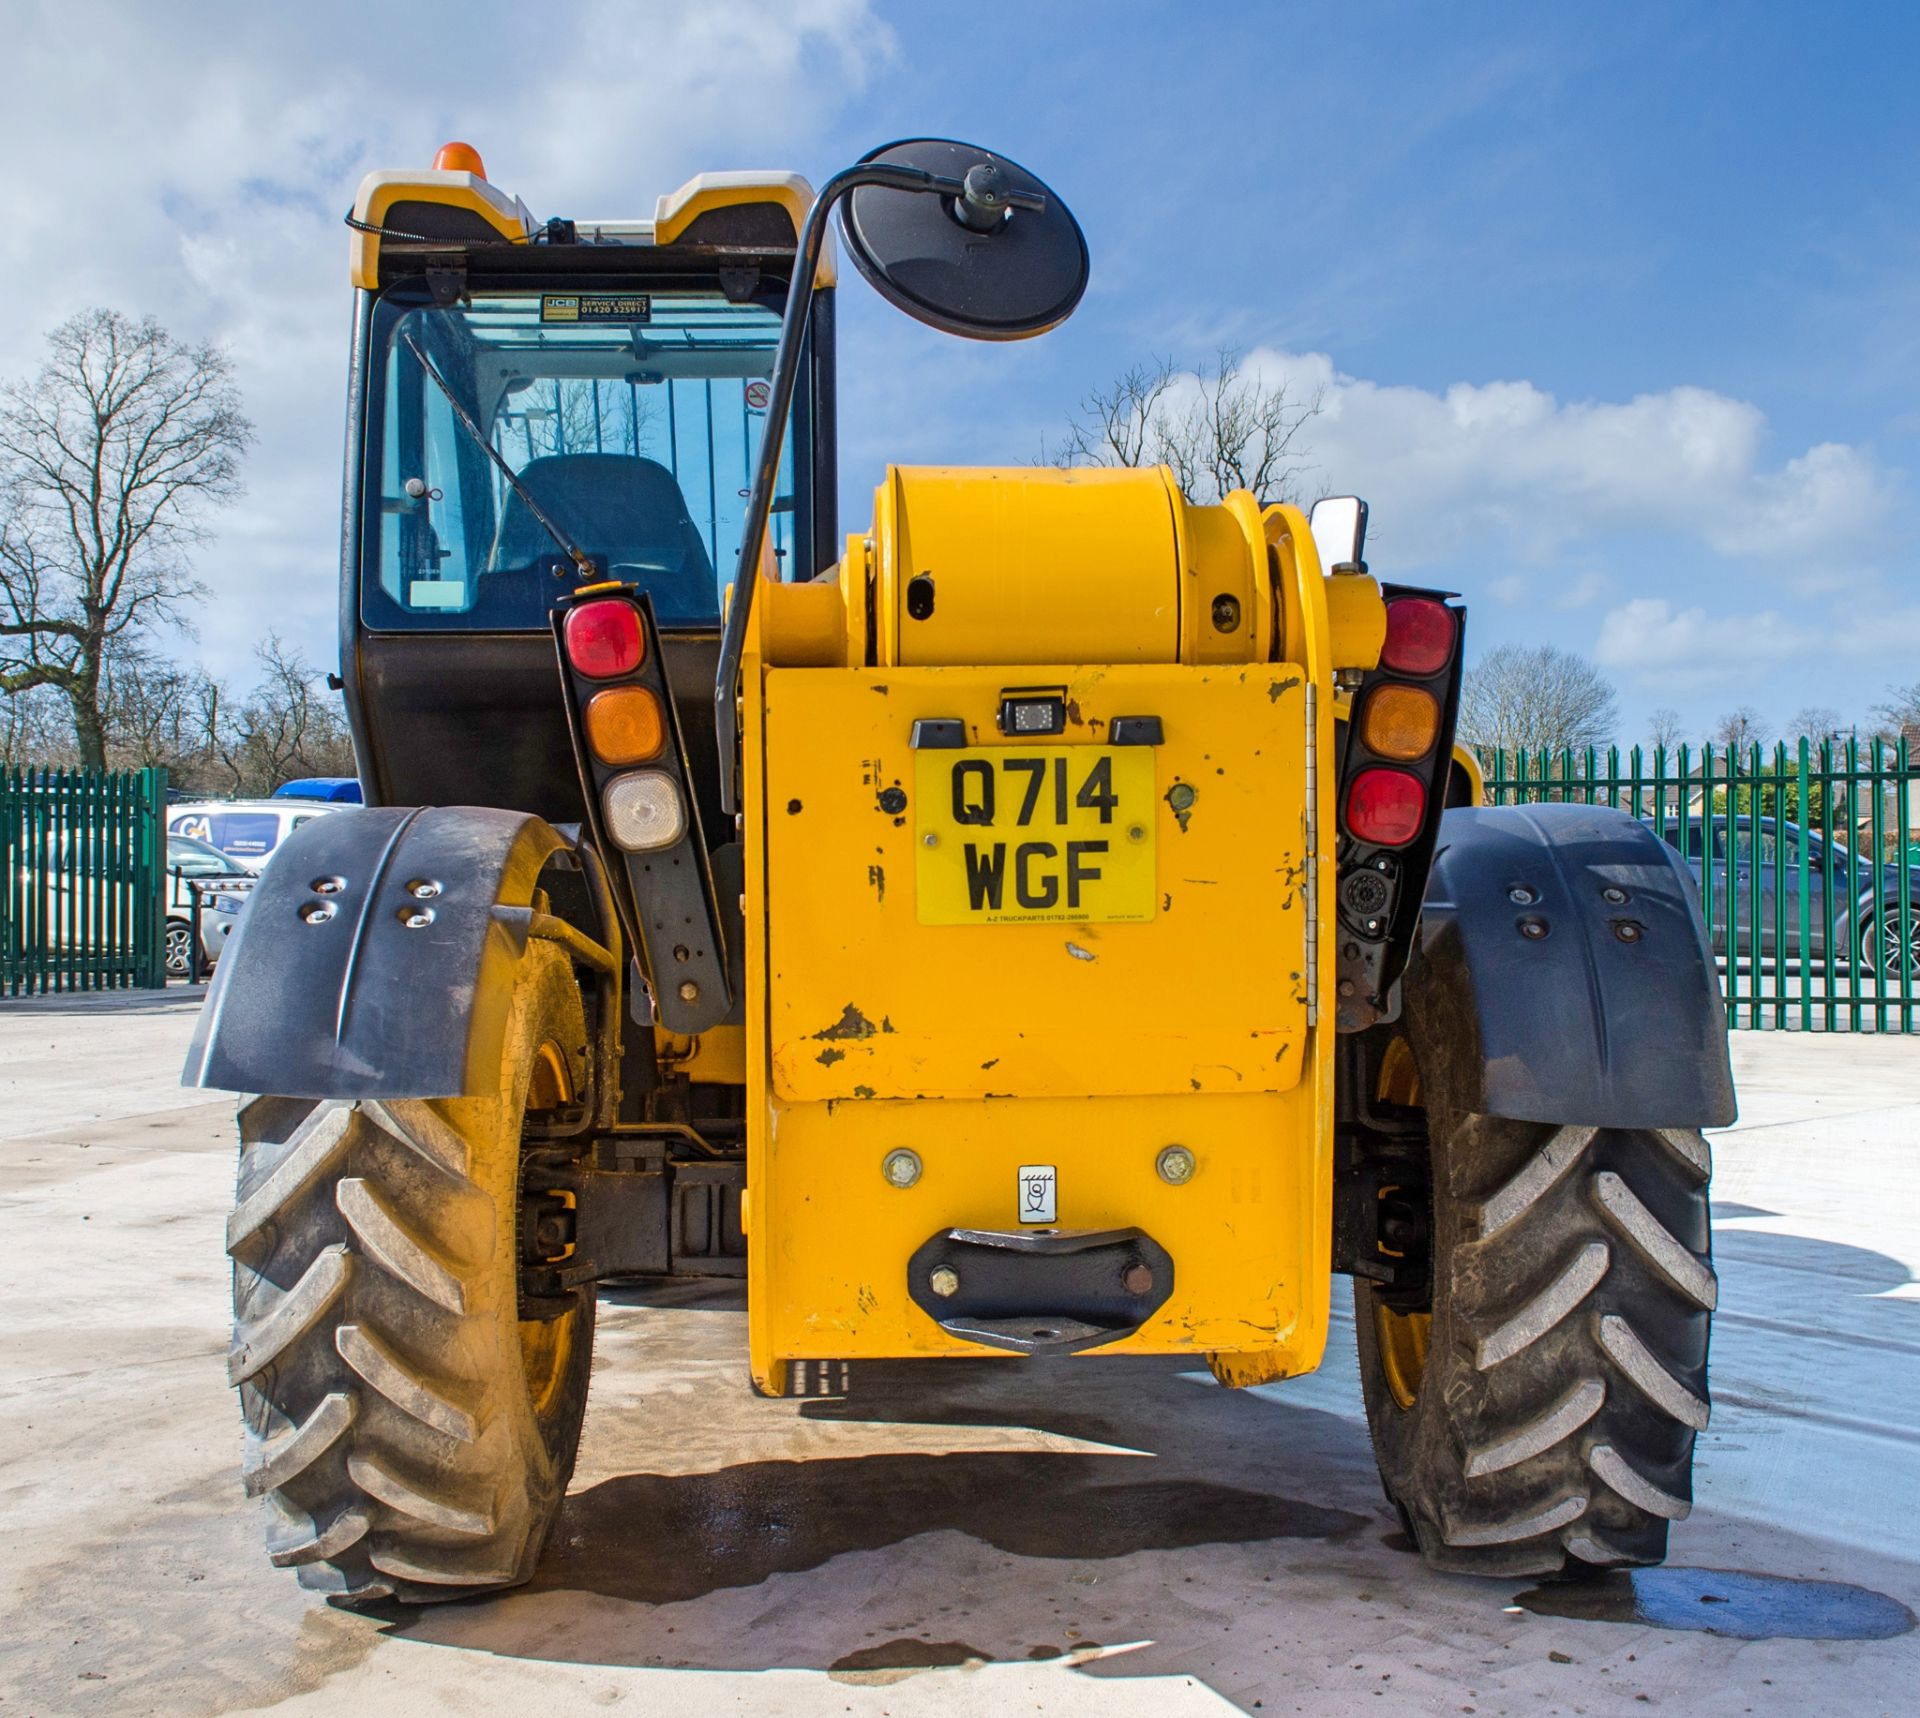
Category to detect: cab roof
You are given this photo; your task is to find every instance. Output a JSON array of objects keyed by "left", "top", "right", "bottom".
[{"left": 348, "top": 161, "right": 834, "bottom": 293}]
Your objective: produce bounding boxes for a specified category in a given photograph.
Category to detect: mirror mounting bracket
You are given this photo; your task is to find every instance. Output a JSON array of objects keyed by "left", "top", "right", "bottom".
[{"left": 717, "top": 265, "right": 761, "bottom": 304}]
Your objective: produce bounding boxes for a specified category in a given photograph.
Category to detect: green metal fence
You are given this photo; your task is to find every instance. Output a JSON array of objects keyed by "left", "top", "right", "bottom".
[
  {"left": 1480, "top": 740, "right": 1917, "bottom": 1034},
  {"left": 1, "top": 767, "right": 169, "bottom": 995}
]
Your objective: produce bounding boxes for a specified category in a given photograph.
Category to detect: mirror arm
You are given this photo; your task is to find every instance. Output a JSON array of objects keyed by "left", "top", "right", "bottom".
[{"left": 713, "top": 161, "right": 1043, "bottom": 815}]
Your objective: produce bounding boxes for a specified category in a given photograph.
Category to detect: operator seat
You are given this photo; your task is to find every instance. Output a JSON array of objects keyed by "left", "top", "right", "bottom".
[{"left": 478, "top": 453, "right": 717, "bottom": 623}]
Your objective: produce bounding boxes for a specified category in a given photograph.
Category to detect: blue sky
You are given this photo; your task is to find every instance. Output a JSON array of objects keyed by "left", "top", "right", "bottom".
[{"left": 7, "top": 0, "right": 1916, "bottom": 742}]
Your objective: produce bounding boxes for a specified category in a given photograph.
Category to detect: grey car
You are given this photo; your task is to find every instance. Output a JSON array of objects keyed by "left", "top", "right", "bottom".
[{"left": 1649, "top": 814, "right": 1920, "bottom": 975}]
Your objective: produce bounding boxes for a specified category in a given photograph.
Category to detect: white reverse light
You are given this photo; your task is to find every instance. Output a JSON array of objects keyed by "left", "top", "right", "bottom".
[{"left": 603, "top": 770, "right": 686, "bottom": 852}]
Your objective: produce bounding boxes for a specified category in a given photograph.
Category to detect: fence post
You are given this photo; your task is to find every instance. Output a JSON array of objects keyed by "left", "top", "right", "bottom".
[
  {"left": 137, "top": 768, "right": 167, "bottom": 988},
  {"left": 1898, "top": 737, "right": 1913, "bottom": 1034}
]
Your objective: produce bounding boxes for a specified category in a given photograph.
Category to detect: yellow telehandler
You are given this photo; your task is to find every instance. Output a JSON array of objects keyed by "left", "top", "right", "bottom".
[{"left": 188, "top": 137, "right": 1733, "bottom": 1605}]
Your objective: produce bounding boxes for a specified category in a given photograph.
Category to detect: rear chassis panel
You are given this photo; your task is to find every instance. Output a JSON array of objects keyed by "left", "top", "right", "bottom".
[{"left": 744, "top": 661, "right": 1335, "bottom": 1390}]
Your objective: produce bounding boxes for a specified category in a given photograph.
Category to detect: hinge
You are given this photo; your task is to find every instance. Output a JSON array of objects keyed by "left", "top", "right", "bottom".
[{"left": 1305, "top": 681, "right": 1320, "bottom": 1028}]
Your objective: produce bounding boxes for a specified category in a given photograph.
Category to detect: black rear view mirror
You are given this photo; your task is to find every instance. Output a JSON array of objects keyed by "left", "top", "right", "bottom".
[{"left": 840, "top": 139, "right": 1088, "bottom": 342}]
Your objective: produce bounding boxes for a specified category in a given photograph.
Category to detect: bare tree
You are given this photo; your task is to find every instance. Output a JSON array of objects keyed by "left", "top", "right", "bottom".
[
  {"left": 213, "top": 635, "right": 355, "bottom": 796},
  {"left": 1458, "top": 644, "right": 1620, "bottom": 756},
  {"left": 102, "top": 645, "right": 224, "bottom": 788},
  {"left": 1645, "top": 707, "right": 1685, "bottom": 751},
  {"left": 1710, "top": 706, "right": 1767, "bottom": 754},
  {"left": 0, "top": 684, "right": 76, "bottom": 771},
  {"left": 0, "top": 309, "right": 251, "bottom": 767},
  {"left": 1055, "top": 349, "right": 1321, "bottom": 504},
  {"left": 1785, "top": 705, "right": 1844, "bottom": 744},
  {"left": 1875, "top": 681, "right": 1920, "bottom": 748}
]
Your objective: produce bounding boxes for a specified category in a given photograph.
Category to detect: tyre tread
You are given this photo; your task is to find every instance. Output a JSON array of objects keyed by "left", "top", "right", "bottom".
[{"left": 227, "top": 942, "right": 594, "bottom": 1606}]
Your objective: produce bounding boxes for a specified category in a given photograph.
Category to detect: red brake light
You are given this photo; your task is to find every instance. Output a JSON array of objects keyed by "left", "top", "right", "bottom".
[
  {"left": 1381, "top": 598, "right": 1455, "bottom": 676},
  {"left": 1345, "top": 768, "right": 1426, "bottom": 846},
  {"left": 565, "top": 600, "right": 644, "bottom": 679}
]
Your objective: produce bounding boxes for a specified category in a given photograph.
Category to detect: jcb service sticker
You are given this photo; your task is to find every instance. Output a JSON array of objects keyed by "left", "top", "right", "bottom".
[{"left": 540, "top": 294, "right": 652, "bottom": 323}]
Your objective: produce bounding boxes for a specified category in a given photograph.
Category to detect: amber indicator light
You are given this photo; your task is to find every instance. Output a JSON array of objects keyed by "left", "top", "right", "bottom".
[
  {"left": 1360, "top": 683, "right": 1441, "bottom": 761},
  {"left": 585, "top": 685, "right": 667, "bottom": 765}
]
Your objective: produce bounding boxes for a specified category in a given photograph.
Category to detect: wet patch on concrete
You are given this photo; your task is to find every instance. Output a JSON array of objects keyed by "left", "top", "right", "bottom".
[
  {"left": 1514, "top": 1566, "right": 1917, "bottom": 1641},
  {"left": 829, "top": 1637, "right": 984, "bottom": 1679},
  {"left": 527, "top": 1450, "right": 1366, "bottom": 1606}
]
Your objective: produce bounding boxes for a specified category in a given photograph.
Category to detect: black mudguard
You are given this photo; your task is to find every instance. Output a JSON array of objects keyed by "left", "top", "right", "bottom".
[
  {"left": 183, "top": 806, "right": 574, "bottom": 1100},
  {"left": 1406, "top": 804, "right": 1736, "bottom": 1129}
]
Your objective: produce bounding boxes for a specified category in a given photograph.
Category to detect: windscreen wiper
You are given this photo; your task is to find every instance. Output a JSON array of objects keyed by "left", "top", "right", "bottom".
[{"left": 400, "top": 330, "right": 597, "bottom": 581}]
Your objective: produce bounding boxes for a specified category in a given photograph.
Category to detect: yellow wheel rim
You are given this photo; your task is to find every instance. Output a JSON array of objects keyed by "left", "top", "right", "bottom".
[
  {"left": 1373, "top": 1036, "right": 1430, "bottom": 1411},
  {"left": 519, "top": 1308, "right": 575, "bottom": 1420},
  {"left": 519, "top": 1038, "right": 579, "bottom": 1426},
  {"left": 1375, "top": 1303, "right": 1431, "bottom": 1411}
]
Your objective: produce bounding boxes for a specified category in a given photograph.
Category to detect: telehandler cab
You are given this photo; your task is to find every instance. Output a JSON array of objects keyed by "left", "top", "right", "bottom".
[{"left": 190, "top": 138, "right": 1735, "bottom": 1606}]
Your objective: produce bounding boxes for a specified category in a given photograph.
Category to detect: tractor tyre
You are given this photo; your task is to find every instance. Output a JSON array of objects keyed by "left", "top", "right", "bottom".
[
  {"left": 1354, "top": 1027, "right": 1715, "bottom": 1578},
  {"left": 224, "top": 940, "right": 595, "bottom": 1607}
]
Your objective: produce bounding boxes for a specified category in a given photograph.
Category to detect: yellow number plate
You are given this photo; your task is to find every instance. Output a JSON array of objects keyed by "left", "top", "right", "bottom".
[{"left": 913, "top": 746, "right": 1156, "bottom": 925}]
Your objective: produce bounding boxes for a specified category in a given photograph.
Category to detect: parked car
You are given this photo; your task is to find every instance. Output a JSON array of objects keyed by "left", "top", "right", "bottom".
[
  {"left": 166, "top": 833, "right": 256, "bottom": 979},
  {"left": 1647, "top": 814, "right": 1920, "bottom": 975},
  {"left": 166, "top": 798, "right": 348, "bottom": 871}
]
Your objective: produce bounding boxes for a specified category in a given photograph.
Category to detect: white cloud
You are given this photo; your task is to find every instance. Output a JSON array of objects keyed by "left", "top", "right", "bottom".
[
  {"left": 1594, "top": 593, "right": 1920, "bottom": 688},
  {"left": 1555, "top": 569, "right": 1611, "bottom": 610},
  {"left": 1594, "top": 597, "right": 1801, "bottom": 679},
  {"left": 1232, "top": 348, "right": 1901, "bottom": 577},
  {"left": 3, "top": 0, "right": 891, "bottom": 678}
]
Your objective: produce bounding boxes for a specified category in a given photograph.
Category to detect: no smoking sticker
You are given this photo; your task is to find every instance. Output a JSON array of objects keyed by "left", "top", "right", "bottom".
[{"left": 1018, "top": 1164, "right": 1057, "bottom": 1224}]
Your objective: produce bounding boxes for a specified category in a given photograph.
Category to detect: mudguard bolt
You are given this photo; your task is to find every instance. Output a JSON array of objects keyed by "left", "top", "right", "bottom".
[
  {"left": 929, "top": 1265, "right": 960, "bottom": 1298},
  {"left": 678, "top": 980, "right": 700, "bottom": 1003},
  {"left": 1601, "top": 885, "right": 1629, "bottom": 904},
  {"left": 1508, "top": 885, "right": 1537, "bottom": 905},
  {"left": 1518, "top": 916, "right": 1549, "bottom": 940},
  {"left": 1157, "top": 1145, "right": 1196, "bottom": 1184},
  {"left": 1614, "top": 920, "right": 1644, "bottom": 943}
]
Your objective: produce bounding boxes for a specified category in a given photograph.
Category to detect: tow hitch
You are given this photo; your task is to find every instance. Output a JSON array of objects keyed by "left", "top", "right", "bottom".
[{"left": 907, "top": 1226, "right": 1174, "bottom": 1354}]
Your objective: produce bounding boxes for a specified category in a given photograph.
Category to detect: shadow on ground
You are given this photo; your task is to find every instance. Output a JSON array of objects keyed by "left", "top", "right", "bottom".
[{"left": 369, "top": 1220, "right": 1920, "bottom": 1700}]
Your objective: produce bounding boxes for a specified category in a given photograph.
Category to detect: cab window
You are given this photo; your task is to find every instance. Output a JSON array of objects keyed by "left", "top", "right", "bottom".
[{"left": 362, "top": 290, "right": 806, "bottom": 631}]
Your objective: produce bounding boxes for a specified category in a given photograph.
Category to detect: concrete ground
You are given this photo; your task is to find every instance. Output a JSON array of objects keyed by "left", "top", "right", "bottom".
[{"left": 1, "top": 993, "right": 1916, "bottom": 1717}]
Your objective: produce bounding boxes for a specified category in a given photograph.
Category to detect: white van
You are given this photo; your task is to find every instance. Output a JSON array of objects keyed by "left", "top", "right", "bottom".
[{"left": 166, "top": 799, "right": 348, "bottom": 871}]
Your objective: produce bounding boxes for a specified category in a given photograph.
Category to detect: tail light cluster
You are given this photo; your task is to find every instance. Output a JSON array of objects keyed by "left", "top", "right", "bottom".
[
  {"left": 555, "top": 590, "right": 730, "bottom": 1033},
  {"left": 1335, "top": 587, "right": 1464, "bottom": 1032}
]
